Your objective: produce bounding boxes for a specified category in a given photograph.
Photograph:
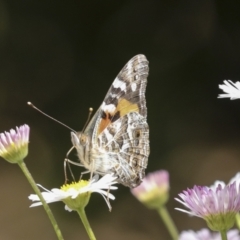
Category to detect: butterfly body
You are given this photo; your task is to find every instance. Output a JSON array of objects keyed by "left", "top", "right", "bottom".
[{"left": 71, "top": 54, "right": 150, "bottom": 188}]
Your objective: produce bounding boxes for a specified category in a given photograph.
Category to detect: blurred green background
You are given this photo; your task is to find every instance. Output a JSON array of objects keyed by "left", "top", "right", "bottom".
[{"left": 0, "top": 0, "right": 240, "bottom": 239}]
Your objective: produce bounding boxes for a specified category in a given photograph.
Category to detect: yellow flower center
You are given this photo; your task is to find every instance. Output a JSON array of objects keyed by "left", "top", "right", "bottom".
[
  {"left": 61, "top": 180, "right": 89, "bottom": 191},
  {"left": 60, "top": 180, "right": 91, "bottom": 211}
]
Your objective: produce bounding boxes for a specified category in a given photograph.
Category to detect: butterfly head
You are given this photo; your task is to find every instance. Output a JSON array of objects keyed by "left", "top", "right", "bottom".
[
  {"left": 71, "top": 131, "right": 90, "bottom": 166},
  {"left": 71, "top": 131, "right": 90, "bottom": 146}
]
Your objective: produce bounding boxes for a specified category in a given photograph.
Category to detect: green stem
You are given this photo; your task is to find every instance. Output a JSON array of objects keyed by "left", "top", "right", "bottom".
[
  {"left": 220, "top": 230, "right": 228, "bottom": 240},
  {"left": 18, "top": 161, "right": 64, "bottom": 240},
  {"left": 157, "top": 206, "right": 178, "bottom": 240},
  {"left": 235, "top": 213, "right": 240, "bottom": 229},
  {"left": 77, "top": 208, "right": 96, "bottom": 240}
]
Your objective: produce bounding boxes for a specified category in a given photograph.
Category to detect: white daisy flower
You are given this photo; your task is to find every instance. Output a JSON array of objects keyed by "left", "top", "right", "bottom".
[
  {"left": 29, "top": 174, "right": 118, "bottom": 211},
  {"left": 179, "top": 228, "right": 240, "bottom": 240},
  {"left": 218, "top": 80, "right": 240, "bottom": 100}
]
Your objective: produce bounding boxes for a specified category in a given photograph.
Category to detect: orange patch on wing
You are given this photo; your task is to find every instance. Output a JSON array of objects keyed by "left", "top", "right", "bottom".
[
  {"left": 98, "top": 115, "right": 111, "bottom": 135},
  {"left": 98, "top": 98, "right": 139, "bottom": 135}
]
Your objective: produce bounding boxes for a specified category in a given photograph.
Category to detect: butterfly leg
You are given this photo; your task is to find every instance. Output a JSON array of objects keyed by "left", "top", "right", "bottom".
[
  {"left": 64, "top": 146, "right": 84, "bottom": 183},
  {"left": 90, "top": 159, "right": 94, "bottom": 180},
  {"left": 64, "top": 146, "right": 75, "bottom": 183},
  {"left": 64, "top": 157, "right": 75, "bottom": 184},
  {"left": 78, "top": 169, "right": 106, "bottom": 181},
  {"left": 79, "top": 170, "right": 91, "bottom": 180}
]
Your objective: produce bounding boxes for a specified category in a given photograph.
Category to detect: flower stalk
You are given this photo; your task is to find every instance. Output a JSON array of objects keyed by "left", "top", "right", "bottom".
[
  {"left": 77, "top": 208, "right": 96, "bottom": 240},
  {"left": 220, "top": 230, "right": 227, "bottom": 240},
  {"left": 157, "top": 206, "right": 178, "bottom": 240},
  {"left": 18, "top": 161, "right": 64, "bottom": 240}
]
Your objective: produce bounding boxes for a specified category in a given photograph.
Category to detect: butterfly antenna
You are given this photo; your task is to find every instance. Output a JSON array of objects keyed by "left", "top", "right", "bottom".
[
  {"left": 82, "top": 107, "right": 93, "bottom": 132},
  {"left": 27, "top": 102, "right": 76, "bottom": 133}
]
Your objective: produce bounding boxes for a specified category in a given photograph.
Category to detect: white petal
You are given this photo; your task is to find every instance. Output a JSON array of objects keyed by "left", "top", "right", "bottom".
[
  {"left": 65, "top": 205, "right": 73, "bottom": 212},
  {"left": 210, "top": 181, "right": 226, "bottom": 190},
  {"left": 30, "top": 202, "right": 44, "bottom": 207},
  {"left": 229, "top": 172, "right": 240, "bottom": 185},
  {"left": 218, "top": 80, "right": 240, "bottom": 100},
  {"left": 93, "top": 189, "right": 115, "bottom": 200}
]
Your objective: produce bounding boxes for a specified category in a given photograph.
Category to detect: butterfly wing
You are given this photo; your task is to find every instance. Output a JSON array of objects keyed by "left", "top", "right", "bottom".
[
  {"left": 93, "top": 54, "right": 149, "bottom": 187},
  {"left": 100, "top": 112, "right": 149, "bottom": 187},
  {"left": 95, "top": 54, "right": 148, "bottom": 133}
]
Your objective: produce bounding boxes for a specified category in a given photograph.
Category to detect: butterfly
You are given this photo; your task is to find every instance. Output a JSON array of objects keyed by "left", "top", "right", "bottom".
[{"left": 71, "top": 54, "right": 149, "bottom": 188}]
